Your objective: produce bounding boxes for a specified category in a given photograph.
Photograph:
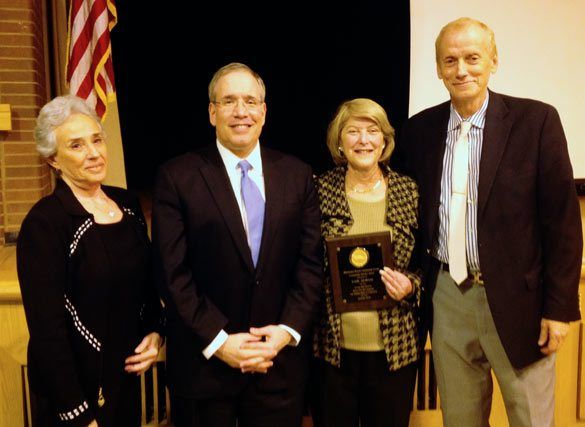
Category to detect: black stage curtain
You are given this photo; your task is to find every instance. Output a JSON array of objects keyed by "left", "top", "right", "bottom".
[{"left": 111, "top": 1, "right": 410, "bottom": 190}]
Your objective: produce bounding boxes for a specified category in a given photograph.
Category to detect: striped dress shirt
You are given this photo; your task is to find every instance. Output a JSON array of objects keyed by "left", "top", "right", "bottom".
[{"left": 434, "top": 94, "right": 489, "bottom": 272}]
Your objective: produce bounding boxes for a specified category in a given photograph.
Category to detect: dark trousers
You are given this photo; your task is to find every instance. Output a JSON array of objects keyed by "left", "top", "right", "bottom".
[
  {"left": 30, "top": 376, "right": 140, "bottom": 427},
  {"left": 171, "top": 379, "right": 304, "bottom": 427},
  {"left": 311, "top": 350, "right": 417, "bottom": 427}
]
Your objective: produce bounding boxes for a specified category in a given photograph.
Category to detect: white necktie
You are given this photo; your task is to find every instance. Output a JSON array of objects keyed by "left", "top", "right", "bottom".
[{"left": 448, "top": 121, "right": 472, "bottom": 284}]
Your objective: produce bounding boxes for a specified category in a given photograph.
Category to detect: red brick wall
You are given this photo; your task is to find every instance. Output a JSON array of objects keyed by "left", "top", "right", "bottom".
[{"left": 0, "top": 0, "right": 51, "bottom": 244}]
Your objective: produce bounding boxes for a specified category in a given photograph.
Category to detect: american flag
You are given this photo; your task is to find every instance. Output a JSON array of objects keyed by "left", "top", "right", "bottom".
[{"left": 66, "top": 0, "right": 117, "bottom": 120}]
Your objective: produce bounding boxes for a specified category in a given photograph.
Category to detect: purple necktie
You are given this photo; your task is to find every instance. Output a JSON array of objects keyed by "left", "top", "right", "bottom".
[{"left": 238, "top": 160, "right": 265, "bottom": 266}]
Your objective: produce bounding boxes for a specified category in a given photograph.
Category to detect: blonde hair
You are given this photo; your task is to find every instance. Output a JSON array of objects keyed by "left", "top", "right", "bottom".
[
  {"left": 326, "top": 98, "right": 395, "bottom": 165},
  {"left": 435, "top": 17, "right": 498, "bottom": 62}
]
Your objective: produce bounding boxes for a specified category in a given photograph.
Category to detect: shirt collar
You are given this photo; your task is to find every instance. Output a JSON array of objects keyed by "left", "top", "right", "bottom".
[
  {"left": 447, "top": 92, "right": 489, "bottom": 132},
  {"left": 216, "top": 139, "right": 263, "bottom": 174}
]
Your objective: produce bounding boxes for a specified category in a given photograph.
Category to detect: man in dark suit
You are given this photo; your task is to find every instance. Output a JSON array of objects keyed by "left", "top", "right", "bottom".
[
  {"left": 153, "top": 63, "right": 322, "bottom": 427},
  {"left": 397, "top": 18, "right": 582, "bottom": 426}
]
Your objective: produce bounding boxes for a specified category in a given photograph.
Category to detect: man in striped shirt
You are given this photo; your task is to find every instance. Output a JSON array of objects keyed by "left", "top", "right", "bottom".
[{"left": 398, "top": 17, "right": 582, "bottom": 427}]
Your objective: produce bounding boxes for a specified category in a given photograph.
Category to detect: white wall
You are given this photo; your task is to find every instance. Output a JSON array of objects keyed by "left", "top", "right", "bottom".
[{"left": 410, "top": 0, "right": 585, "bottom": 178}]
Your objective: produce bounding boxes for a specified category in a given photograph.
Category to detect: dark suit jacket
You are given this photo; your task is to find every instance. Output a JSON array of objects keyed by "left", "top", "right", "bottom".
[
  {"left": 152, "top": 144, "right": 323, "bottom": 398},
  {"left": 398, "top": 91, "right": 582, "bottom": 369}
]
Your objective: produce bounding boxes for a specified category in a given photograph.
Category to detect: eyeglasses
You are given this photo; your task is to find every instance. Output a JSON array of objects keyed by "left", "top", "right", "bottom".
[{"left": 212, "top": 97, "right": 264, "bottom": 113}]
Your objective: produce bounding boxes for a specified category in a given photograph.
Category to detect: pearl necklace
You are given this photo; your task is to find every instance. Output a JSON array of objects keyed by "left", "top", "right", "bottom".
[{"left": 351, "top": 178, "right": 383, "bottom": 193}]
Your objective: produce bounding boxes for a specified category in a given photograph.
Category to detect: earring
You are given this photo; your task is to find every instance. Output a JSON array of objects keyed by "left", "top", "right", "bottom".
[{"left": 338, "top": 146, "right": 343, "bottom": 152}]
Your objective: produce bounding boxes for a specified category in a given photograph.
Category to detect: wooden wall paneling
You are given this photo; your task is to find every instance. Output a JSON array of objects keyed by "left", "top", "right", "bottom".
[
  {"left": 578, "top": 322, "right": 585, "bottom": 420},
  {"left": 0, "top": 299, "right": 28, "bottom": 426}
]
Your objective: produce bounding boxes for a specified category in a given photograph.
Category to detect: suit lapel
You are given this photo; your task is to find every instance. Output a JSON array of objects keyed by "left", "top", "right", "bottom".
[
  {"left": 478, "top": 91, "right": 512, "bottom": 220},
  {"left": 424, "top": 104, "right": 451, "bottom": 245},
  {"left": 199, "top": 146, "right": 255, "bottom": 273},
  {"left": 255, "top": 147, "right": 284, "bottom": 273}
]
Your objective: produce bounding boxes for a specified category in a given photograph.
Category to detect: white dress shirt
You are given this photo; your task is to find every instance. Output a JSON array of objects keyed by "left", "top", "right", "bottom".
[{"left": 434, "top": 94, "right": 489, "bottom": 272}]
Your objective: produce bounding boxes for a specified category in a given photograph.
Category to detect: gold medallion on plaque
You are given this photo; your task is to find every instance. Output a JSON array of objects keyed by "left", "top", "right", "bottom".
[{"left": 349, "top": 247, "right": 369, "bottom": 268}]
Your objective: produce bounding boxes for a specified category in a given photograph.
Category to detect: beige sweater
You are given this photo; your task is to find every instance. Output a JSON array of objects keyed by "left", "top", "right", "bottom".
[{"left": 340, "top": 194, "right": 393, "bottom": 351}]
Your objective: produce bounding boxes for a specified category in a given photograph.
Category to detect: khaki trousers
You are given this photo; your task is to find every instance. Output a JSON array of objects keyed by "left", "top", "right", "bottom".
[{"left": 432, "top": 269, "right": 555, "bottom": 427}]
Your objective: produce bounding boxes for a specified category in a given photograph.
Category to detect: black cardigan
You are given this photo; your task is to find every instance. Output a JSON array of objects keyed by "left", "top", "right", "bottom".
[{"left": 17, "top": 180, "right": 163, "bottom": 426}]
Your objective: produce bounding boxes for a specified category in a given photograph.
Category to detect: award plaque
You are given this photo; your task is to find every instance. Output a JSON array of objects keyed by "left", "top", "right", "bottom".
[{"left": 325, "top": 232, "right": 394, "bottom": 313}]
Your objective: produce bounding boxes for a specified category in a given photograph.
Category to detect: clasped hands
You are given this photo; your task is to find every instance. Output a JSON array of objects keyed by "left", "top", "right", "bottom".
[{"left": 215, "top": 325, "right": 292, "bottom": 374}]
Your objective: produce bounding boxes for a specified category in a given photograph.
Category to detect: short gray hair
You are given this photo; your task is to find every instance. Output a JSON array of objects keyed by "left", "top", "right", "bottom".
[
  {"left": 34, "top": 95, "right": 103, "bottom": 158},
  {"left": 435, "top": 17, "right": 498, "bottom": 62},
  {"left": 208, "top": 62, "right": 266, "bottom": 102}
]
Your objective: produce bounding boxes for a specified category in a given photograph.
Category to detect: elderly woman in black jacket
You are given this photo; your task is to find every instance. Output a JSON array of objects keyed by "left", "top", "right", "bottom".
[{"left": 17, "top": 95, "right": 163, "bottom": 427}]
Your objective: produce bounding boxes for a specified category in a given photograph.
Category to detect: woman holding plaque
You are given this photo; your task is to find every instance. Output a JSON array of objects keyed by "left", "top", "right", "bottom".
[
  {"left": 311, "top": 98, "right": 421, "bottom": 427},
  {"left": 17, "top": 95, "right": 163, "bottom": 427}
]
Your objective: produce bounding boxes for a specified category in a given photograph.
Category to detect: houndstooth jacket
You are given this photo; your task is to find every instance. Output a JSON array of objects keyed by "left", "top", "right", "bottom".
[{"left": 313, "top": 165, "right": 422, "bottom": 371}]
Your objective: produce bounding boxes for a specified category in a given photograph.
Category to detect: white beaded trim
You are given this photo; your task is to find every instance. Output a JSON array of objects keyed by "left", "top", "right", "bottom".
[
  {"left": 64, "top": 296, "right": 102, "bottom": 351},
  {"left": 69, "top": 218, "right": 93, "bottom": 257},
  {"left": 58, "top": 400, "right": 89, "bottom": 421},
  {"left": 122, "top": 207, "right": 145, "bottom": 226}
]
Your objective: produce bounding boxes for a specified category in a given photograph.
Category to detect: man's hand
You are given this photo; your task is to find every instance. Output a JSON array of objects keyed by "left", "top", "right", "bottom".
[
  {"left": 538, "top": 318, "right": 570, "bottom": 355},
  {"left": 215, "top": 333, "right": 276, "bottom": 373},
  {"left": 240, "top": 325, "right": 292, "bottom": 373}
]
